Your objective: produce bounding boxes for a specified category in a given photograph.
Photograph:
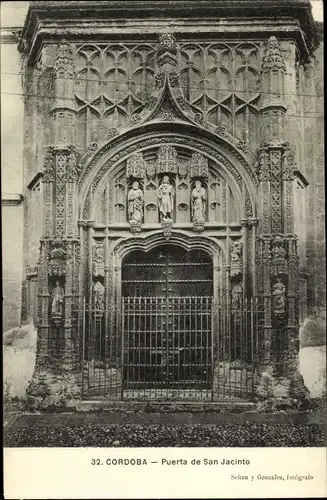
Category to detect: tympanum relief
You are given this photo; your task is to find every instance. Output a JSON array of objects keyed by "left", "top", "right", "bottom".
[{"left": 94, "top": 145, "right": 240, "bottom": 230}]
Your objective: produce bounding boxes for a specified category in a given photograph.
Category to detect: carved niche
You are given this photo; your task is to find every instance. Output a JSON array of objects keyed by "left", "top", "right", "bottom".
[
  {"left": 230, "top": 241, "right": 243, "bottom": 277},
  {"left": 126, "top": 153, "right": 145, "bottom": 232},
  {"left": 272, "top": 277, "right": 286, "bottom": 317},
  {"left": 48, "top": 240, "right": 68, "bottom": 276},
  {"left": 92, "top": 280, "right": 105, "bottom": 315},
  {"left": 271, "top": 235, "right": 287, "bottom": 276},
  {"left": 94, "top": 144, "right": 240, "bottom": 227},
  {"left": 92, "top": 242, "right": 105, "bottom": 277}
]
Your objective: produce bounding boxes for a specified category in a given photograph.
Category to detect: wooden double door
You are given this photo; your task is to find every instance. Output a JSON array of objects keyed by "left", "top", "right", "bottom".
[{"left": 122, "top": 245, "right": 213, "bottom": 391}]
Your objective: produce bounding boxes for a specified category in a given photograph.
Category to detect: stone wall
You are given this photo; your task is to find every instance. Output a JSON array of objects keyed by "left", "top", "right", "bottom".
[
  {"left": 1, "top": 31, "right": 25, "bottom": 331},
  {"left": 302, "top": 31, "right": 325, "bottom": 344}
]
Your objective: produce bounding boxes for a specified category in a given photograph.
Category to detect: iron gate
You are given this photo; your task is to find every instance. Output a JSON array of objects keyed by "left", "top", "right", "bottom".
[
  {"left": 122, "top": 295, "right": 212, "bottom": 399},
  {"left": 80, "top": 245, "right": 263, "bottom": 401}
]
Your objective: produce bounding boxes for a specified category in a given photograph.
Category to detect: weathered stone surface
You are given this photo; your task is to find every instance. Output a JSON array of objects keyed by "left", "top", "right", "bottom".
[{"left": 26, "top": 371, "right": 81, "bottom": 410}]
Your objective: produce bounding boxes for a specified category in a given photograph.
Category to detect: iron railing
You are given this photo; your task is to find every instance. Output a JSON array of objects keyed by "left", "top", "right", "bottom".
[{"left": 78, "top": 293, "right": 263, "bottom": 401}]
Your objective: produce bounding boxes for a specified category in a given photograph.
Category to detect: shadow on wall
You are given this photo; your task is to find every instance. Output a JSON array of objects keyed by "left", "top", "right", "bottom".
[{"left": 3, "top": 317, "right": 326, "bottom": 401}]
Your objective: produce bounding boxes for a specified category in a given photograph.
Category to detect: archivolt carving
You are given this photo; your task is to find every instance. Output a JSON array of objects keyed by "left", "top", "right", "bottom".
[
  {"left": 111, "top": 230, "right": 224, "bottom": 261},
  {"left": 79, "top": 133, "right": 256, "bottom": 221}
]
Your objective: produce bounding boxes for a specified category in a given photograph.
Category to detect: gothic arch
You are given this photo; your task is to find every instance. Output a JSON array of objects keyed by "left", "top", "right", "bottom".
[
  {"left": 77, "top": 121, "right": 258, "bottom": 222},
  {"left": 111, "top": 229, "right": 225, "bottom": 261}
]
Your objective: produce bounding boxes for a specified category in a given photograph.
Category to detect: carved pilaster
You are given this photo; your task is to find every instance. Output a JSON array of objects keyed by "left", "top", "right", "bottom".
[
  {"left": 35, "top": 240, "right": 50, "bottom": 372},
  {"left": 52, "top": 41, "right": 76, "bottom": 146},
  {"left": 255, "top": 136, "right": 308, "bottom": 406},
  {"left": 259, "top": 36, "right": 287, "bottom": 142},
  {"left": 42, "top": 147, "right": 55, "bottom": 237}
]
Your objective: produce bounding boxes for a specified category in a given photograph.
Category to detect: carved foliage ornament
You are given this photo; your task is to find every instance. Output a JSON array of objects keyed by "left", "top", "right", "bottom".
[
  {"left": 157, "top": 33, "right": 177, "bottom": 56},
  {"left": 66, "top": 146, "right": 78, "bottom": 183},
  {"left": 157, "top": 145, "right": 177, "bottom": 174},
  {"left": 126, "top": 152, "right": 145, "bottom": 179},
  {"left": 43, "top": 148, "right": 55, "bottom": 183},
  {"left": 53, "top": 41, "right": 75, "bottom": 78},
  {"left": 190, "top": 152, "right": 209, "bottom": 178},
  {"left": 261, "top": 36, "right": 286, "bottom": 74},
  {"left": 48, "top": 240, "right": 67, "bottom": 276},
  {"left": 157, "top": 33, "right": 178, "bottom": 68}
]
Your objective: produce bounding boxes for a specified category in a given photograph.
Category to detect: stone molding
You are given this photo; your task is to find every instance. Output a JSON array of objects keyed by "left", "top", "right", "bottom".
[{"left": 19, "top": 2, "right": 318, "bottom": 61}]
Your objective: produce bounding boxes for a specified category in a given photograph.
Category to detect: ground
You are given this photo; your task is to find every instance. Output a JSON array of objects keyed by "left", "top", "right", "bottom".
[{"left": 4, "top": 398, "right": 326, "bottom": 447}]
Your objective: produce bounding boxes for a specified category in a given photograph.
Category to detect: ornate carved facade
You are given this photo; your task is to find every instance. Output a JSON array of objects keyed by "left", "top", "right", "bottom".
[{"left": 19, "top": 1, "right": 320, "bottom": 409}]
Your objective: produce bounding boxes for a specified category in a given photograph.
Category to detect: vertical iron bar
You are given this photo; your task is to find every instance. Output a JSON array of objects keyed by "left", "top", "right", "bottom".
[
  {"left": 172, "top": 295, "right": 175, "bottom": 394},
  {"left": 200, "top": 296, "right": 203, "bottom": 399},
  {"left": 189, "top": 296, "right": 192, "bottom": 394},
  {"left": 143, "top": 296, "right": 146, "bottom": 400},
  {"left": 121, "top": 297, "right": 125, "bottom": 401},
  {"left": 177, "top": 295, "right": 181, "bottom": 391},
  {"left": 252, "top": 296, "right": 256, "bottom": 395},
  {"left": 132, "top": 296, "right": 136, "bottom": 399},
  {"left": 155, "top": 296, "right": 158, "bottom": 400},
  {"left": 194, "top": 295, "right": 198, "bottom": 399},
  {"left": 99, "top": 314, "right": 102, "bottom": 395},
  {"left": 222, "top": 292, "right": 226, "bottom": 399},
  {"left": 81, "top": 297, "right": 86, "bottom": 397},
  {"left": 149, "top": 297, "right": 152, "bottom": 397},
  {"left": 138, "top": 296, "right": 141, "bottom": 399},
  {"left": 245, "top": 296, "right": 249, "bottom": 395}
]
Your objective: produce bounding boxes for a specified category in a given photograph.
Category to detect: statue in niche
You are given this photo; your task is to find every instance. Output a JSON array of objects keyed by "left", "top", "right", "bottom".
[
  {"left": 230, "top": 241, "right": 243, "bottom": 277},
  {"left": 272, "top": 277, "right": 286, "bottom": 315},
  {"left": 158, "top": 175, "right": 174, "bottom": 221},
  {"left": 93, "top": 280, "right": 105, "bottom": 313},
  {"left": 191, "top": 180, "right": 206, "bottom": 223},
  {"left": 51, "top": 281, "right": 64, "bottom": 317},
  {"left": 128, "top": 181, "right": 144, "bottom": 223},
  {"left": 231, "top": 284, "right": 243, "bottom": 311},
  {"left": 93, "top": 244, "right": 104, "bottom": 263}
]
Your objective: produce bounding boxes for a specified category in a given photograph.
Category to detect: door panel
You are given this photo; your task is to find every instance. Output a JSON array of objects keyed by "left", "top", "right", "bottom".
[{"left": 122, "top": 246, "right": 213, "bottom": 392}]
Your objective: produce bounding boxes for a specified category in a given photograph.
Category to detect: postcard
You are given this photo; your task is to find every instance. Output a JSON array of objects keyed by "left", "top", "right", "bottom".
[{"left": 2, "top": 1, "right": 325, "bottom": 498}]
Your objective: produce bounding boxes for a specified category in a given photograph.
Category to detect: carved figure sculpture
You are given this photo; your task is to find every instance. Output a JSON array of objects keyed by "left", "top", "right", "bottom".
[
  {"left": 128, "top": 181, "right": 144, "bottom": 223},
  {"left": 93, "top": 244, "right": 104, "bottom": 263},
  {"left": 93, "top": 281, "right": 105, "bottom": 313},
  {"left": 51, "top": 281, "right": 64, "bottom": 316},
  {"left": 191, "top": 180, "right": 206, "bottom": 223},
  {"left": 231, "top": 284, "right": 243, "bottom": 311},
  {"left": 158, "top": 175, "right": 174, "bottom": 221},
  {"left": 272, "top": 277, "right": 286, "bottom": 315},
  {"left": 230, "top": 241, "right": 243, "bottom": 277}
]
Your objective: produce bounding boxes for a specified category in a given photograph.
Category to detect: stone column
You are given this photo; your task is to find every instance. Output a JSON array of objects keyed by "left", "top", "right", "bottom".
[
  {"left": 26, "top": 41, "right": 81, "bottom": 409},
  {"left": 255, "top": 37, "right": 309, "bottom": 409}
]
